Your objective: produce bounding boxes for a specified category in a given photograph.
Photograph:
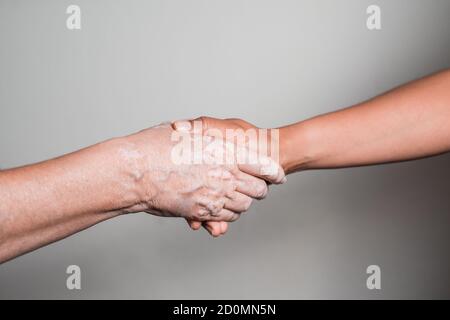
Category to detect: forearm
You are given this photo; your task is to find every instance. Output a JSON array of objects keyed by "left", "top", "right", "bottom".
[
  {"left": 0, "top": 137, "right": 145, "bottom": 263},
  {"left": 280, "top": 69, "right": 450, "bottom": 173}
]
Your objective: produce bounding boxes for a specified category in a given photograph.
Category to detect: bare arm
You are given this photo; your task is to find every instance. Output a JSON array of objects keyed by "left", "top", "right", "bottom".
[
  {"left": 0, "top": 124, "right": 283, "bottom": 263},
  {"left": 0, "top": 138, "right": 142, "bottom": 263},
  {"left": 164, "top": 69, "right": 450, "bottom": 234},
  {"left": 280, "top": 69, "right": 450, "bottom": 173}
]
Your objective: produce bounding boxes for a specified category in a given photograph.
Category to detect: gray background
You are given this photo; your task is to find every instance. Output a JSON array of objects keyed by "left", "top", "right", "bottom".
[{"left": 1, "top": 0, "right": 450, "bottom": 299}]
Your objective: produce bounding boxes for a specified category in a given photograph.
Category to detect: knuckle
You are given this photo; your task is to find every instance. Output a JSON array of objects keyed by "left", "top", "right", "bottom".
[
  {"left": 230, "top": 213, "right": 240, "bottom": 222},
  {"left": 193, "top": 207, "right": 210, "bottom": 221},
  {"left": 217, "top": 210, "right": 233, "bottom": 222},
  {"left": 196, "top": 116, "right": 211, "bottom": 129},
  {"left": 209, "top": 201, "right": 224, "bottom": 216}
]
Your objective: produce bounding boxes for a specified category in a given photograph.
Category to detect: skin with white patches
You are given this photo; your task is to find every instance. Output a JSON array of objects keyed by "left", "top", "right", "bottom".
[
  {"left": 0, "top": 123, "right": 285, "bottom": 262},
  {"left": 122, "top": 123, "right": 283, "bottom": 222},
  {"left": 172, "top": 118, "right": 287, "bottom": 235},
  {"left": 1, "top": 69, "right": 449, "bottom": 257}
]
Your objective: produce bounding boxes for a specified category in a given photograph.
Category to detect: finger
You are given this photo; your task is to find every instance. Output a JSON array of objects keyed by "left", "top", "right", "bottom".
[
  {"left": 203, "top": 221, "right": 223, "bottom": 237},
  {"left": 196, "top": 196, "right": 226, "bottom": 217},
  {"left": 172, "top": 116, "right": 244, "bottom": 138},
  {"left": 220, "top": 137, "right": 286, "bottom": 185},
  {"left": 191, "top": 204, "right": 241, "bottom": 222},
  {"left": 208, "top": 208, "right": 241, "bottom": 222},
  {"left": 187, "top": 218, "right": 227, "bottom": 237},
  {"left": 199, "top": 220, "right": 228, "bottom": 237},
  {"left": 172, "top": 117, "right": 215, "bottom": 134},
  {"left": 197, "top": 116, "right": 250, "bottom": 134},
  {"left": 172, "top": 118, "right": 206, "bottom": 135},
  {"left": 220, "top": 221, "right": 229, "bottom": 234},
  {"left": 224, "top": 192, "right": 253, "bottom": 213},
  {"left": 232, "top": 170, "right": 268, "bottom": 199},
  {"left": 236, "top": 148, "right": 287, "bottom": 185},
  {"left": 172, "top": 118, "right": 287, "bottom": 185},
  {"left": 172, "top": 120, "right": 193, "bottom": 132},
  {"left": 188, "top": 219, "right": 225, "bottom": 237},
  {"left": 186, "top": 219, "right": 202, "bottom": 230}
]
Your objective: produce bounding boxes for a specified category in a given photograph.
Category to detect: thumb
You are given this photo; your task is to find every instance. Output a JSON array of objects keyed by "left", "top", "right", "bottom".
[
  {"left": 172, "top": 117, "right": 231, "bottom": 135},
  {"left": 172, "top": 119, "right": 193, "bottom": 132}
]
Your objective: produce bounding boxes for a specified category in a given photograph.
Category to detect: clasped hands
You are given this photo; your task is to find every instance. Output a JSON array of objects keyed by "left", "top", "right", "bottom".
[{"left": 123, "top": 116, "right": 286, "bottom": 237}]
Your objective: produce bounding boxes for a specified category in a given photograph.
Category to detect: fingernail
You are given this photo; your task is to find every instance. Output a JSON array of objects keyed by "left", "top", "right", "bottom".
[
  {"left": 281, "top": 176, "right": 287, "bottom": 184},
  {"left": 173, "top": 121, "right": 192, "bottom": 131}
]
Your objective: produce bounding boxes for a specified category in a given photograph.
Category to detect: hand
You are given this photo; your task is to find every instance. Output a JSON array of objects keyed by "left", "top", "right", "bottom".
[
  {"left": 171, "top": 117, "right": 285, "bottom": 236},
  {"left": 0, "top": 122, "right": 284, "bottom": 262},
  {"left": 122, "top": 123, "right": 284, "bottom": 227}
]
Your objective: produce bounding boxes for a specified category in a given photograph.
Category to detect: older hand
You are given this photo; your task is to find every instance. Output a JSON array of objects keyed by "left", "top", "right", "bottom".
[
  {"left": 123, "top": 123, "right": 284, "bottom": 226},
  {"left": 171, "top": 117, "right": 285, "bottom": 236}
]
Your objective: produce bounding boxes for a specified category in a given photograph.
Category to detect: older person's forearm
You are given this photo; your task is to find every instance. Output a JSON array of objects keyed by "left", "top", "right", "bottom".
[
  {"left": 0, "top": 137, "right": 144, "bottom": 263},
  {"left": 0, "top": 122, "right": 281, "bottom": 262}
]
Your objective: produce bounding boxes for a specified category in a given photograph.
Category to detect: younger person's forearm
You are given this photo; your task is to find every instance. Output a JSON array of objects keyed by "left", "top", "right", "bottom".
[{"left": 279, "top": 69, "right": 450, "bottom": 173}]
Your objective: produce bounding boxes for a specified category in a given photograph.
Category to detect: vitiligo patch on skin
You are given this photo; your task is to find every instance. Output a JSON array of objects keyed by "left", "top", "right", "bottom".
[
  {"left": 207, "top": 168, "right": 232, "bottom": 179},
  {"left": 170, "top": 121, "right": 287, "bottom": 185},
  {"left": 134, "top": 123, "right": 285, "bottom": 222}
]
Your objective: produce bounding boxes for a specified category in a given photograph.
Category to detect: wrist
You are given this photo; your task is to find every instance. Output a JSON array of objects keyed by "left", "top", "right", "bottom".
[
  {"left": 101, "top": 136, "right": 154, "bottom": 214},
  {"left": 278, "top": 121, "right": 318, "bottom": 174}
]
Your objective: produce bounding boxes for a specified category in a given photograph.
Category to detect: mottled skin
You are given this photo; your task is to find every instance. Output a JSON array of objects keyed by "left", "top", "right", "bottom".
[
  {"left": 0, "top": 123, "right": 285, "bottom": 263},
  {"left": 126, "top": 124, "right": 283, "bottom": 222},
  {"left": 171, "top": 118, "right": 284, "bottom": 235},
  {"left": 1, "top": 69, "right": 449, "bottom": 262}
]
